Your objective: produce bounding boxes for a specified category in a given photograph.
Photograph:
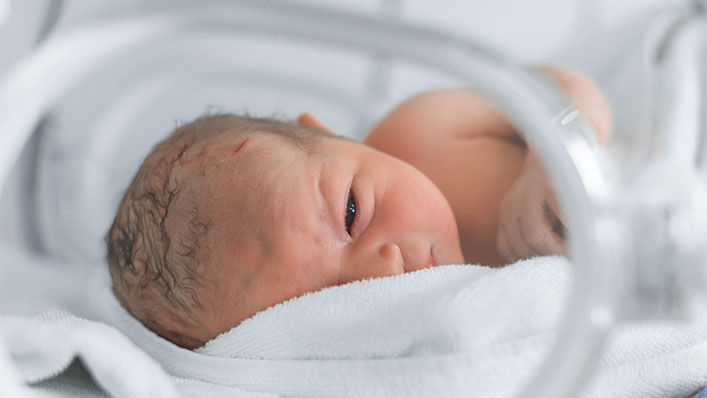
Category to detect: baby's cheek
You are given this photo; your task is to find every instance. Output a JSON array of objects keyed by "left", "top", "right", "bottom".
[{"left": 250, "top": 265, "right": 316, "bottom": 315}]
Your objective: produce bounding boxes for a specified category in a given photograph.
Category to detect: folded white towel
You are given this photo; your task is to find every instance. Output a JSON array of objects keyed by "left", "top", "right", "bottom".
[
  {"left": 88, "top": 255, "right": 707, "bottom": 397},
  {"left": 89, "top": 256, "right": 567, "bottom": 397},
  {"left": 586, "top": 314, "right": 707, "bottom": 398},
  {"left": 0, "top": 311, "right": 179, "bottom": 398},
  {"left": 198, "top": 260, "right": 567, "bottom": 360},
  {"left": 0, "top": 310, "right": 280, "bottom": 397},
  {"left": 2, "top": 253, "right": 706, "bottom": 397}
]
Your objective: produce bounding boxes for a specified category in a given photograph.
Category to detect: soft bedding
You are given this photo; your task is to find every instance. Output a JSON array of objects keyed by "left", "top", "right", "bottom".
[{"left": 4, "top": 255, "right": 707, "bottom": 397}]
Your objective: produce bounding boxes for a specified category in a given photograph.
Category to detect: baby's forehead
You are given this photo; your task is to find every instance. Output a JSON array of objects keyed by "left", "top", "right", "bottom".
[
  {"left": 205, "top": 132, "right": 314, "bottom": 171},
  {"left": 194, "top": 132, "right": 316, "bottom": 213},
  {"left": 196, "top": 132, "right": 325, "bottom": 268}
]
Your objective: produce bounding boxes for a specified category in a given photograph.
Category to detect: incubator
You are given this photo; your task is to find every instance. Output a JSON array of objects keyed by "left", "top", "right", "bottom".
[{"left": 0, "top": 0, "right": 705, "bottom": 397}]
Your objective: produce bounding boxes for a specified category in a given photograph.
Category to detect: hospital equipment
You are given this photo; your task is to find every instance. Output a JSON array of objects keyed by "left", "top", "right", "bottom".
[{"left": 0, "top": 0, "right": 705, "bottom": 396}]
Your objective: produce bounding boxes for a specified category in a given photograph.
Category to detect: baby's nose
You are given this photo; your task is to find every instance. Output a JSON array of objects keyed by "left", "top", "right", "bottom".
[
  {"left": 340, "top": 243, "right": 405, "bottom": 284},
  {"left": 372, "top": 243, "right": 405, "bottom": 277}
]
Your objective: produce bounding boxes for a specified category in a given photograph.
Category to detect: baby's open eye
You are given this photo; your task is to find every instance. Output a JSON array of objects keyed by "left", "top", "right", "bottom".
[{"left": 345, "top": 190, "right": 356, "bottom": 235}]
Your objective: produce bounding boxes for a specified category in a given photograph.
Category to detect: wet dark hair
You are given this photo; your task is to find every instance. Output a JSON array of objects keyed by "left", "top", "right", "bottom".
[{"left": 106, "top": 113, "right": 329, "bottom": 348}]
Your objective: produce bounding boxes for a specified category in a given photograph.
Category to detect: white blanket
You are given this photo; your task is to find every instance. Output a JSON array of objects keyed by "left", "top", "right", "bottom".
[
  {"left": 3, "top": 255, "right": 707, "bottom": 397},
  {"left": 84, "top": 257, "right": 564, "bottom": 397},
  {"left": 197, "top": 260, "right": 565, "bottom": 361},
  {"left": 1, "top": 311, "right": 179, "bottom": 398}
]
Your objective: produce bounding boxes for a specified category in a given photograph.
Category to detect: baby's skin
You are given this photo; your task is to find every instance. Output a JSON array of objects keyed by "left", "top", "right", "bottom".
[
  {"left": 109, "top": 66, "right": 611, "bottom": 347},
  {"left": 365, "top": 66, "right": 611, "bottom": 265}
]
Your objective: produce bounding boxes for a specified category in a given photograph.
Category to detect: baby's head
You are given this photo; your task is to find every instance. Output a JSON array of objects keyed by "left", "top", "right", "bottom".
[{"left": 107, "top": 114, "right": 463, "bottom": 348}]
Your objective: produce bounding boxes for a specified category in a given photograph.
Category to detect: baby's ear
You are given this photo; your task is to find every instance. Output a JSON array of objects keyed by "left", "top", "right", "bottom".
[{"left": 297, "top": 113, "right": 329, "bottom": 131}]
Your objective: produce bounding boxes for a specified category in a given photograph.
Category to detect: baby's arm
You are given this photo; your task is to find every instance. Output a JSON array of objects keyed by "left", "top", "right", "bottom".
[{"left": 365, "top": 66, "right": 612, "bottom": 266}]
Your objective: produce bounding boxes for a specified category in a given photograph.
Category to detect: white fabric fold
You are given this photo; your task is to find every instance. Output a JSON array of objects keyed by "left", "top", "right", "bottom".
[
  {"left": 197, "top": 260, "right": 566, "bottom": 360},
  {"left": 2, "top": 254, "right": 706, "bottom": 397},
  {"left": 1, "top": 311, "right": 179, "bottom": 398},
  {"left": 87, "top": 257, "right": 566, "bottom": 397},
  {"left": 87, "top": 256, "right": 707, "bottom": 397}
]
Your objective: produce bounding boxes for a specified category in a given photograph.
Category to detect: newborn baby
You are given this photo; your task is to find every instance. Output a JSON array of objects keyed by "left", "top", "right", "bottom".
[{"left": 106, "top": 66, "right": 611, "bottom": 348}]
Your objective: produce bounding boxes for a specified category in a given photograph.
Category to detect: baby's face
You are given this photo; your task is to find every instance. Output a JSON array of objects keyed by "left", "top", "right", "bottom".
[{"left": 193, "top": 133, "right": 463, "bottom": 339}]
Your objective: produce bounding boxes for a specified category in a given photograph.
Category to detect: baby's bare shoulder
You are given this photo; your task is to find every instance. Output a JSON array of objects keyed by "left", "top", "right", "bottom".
[{"left": 365, "top": 89, "right": 523, "bottom": 163}]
